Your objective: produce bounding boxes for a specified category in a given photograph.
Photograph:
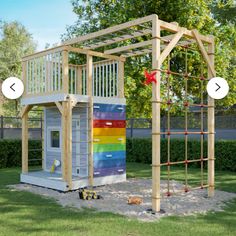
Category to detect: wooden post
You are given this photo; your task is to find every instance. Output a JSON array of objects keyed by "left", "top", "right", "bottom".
[
  {"left": 208, "top": 37, "right": 215, "bottom": 197},
  {"left": 62, "top": 50, "right": 69, "bottom": 93},
  {"left": 87, "top": 54, "right": 94, "bottom": 187},
  {"left": 62, "top": 101, "right": 68, "bottom": 182},
  {"left": 118, "top": 61, "right": 124, "bottom": 98},
  {"left": 22, "top": 111, "right": 29, "bottom": 173},
  {"left": 152, "top": 15, "right": 161, "bottom": 212},
  {"left": 67, "top": 98, "right": 72, "bottom": 190}
]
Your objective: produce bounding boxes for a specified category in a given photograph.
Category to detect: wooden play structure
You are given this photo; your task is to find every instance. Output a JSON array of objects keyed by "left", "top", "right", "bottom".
[{"left": 21, "top": 15, "right": 215, "bottom": 212}]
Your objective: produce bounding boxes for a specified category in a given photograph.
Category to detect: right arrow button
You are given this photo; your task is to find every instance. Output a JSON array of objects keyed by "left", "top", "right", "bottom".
[{"left": 207, "top": 77, "right": 229, "bottom": 99}]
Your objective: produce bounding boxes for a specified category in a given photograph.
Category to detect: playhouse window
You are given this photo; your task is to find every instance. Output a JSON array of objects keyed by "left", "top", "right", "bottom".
[
  {"left": 47, "top": 127, "right": 61, "bottom": 151},
  {"left": 51, "top": 131, "right": 60, "bottom": 148}
]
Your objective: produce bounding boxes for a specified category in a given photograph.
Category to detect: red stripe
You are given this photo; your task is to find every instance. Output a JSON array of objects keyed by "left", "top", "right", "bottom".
[{"left": 93, "top": 120, "right": 126, "bottom": 128}]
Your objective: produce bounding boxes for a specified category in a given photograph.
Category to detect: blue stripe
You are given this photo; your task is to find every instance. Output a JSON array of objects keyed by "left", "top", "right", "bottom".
[
  {"left": 93, "top": 151, "right": 126, "bottom": 161},
  {"left": 94, "top": 103, "right": 126, "bottom": 113},
  {"left": 94, "top": 159, "right": 126, "bottom": 168}
]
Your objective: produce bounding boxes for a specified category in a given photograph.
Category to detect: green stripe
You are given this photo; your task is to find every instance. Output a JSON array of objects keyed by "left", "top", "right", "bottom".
[{"left": 93, "top": 144, "right": 126, "bottom": 153}]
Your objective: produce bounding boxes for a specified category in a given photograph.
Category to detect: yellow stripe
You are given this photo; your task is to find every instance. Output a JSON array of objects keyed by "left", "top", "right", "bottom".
[
  {"left": 93, "top": 136, "right": 126, "bottom": 144},
  {"left": 93, "top": 128, "right": 126, "bottom": 136}
]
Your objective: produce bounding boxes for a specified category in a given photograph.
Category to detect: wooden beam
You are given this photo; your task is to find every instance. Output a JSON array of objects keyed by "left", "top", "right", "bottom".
[
  {"left": 87, "top": 54, "right": 94, "bottom": 187},
  {"left": 118, "top": 61, "right": 124, "bottom": 98},
  {"left": 105, "top": 40, "right": 153, "bottom": 54},
  {"left": 207, "top": 37, "right": 215, "bottom": 197},
  {"left": 62, "top": 50, "right": 69, "bottom": 93},
  {"left": 66, "top": 46, "right": 126, "bottom": 62},
  {"left": 77, "top": 66, "right": 82, "bottom": 94},
  {"left": 159, "top": 19, "right": 213, "bottom": 44},
  {"left": 20, "top": 105, "right": 32, "bottom": 118},
  {"left": 152, "top": 14, "right": 161, "bottom": 212},
  {"left": 63, "top": 15, "right": 155, "bottom": 46},
  {"left": 55, "top": 102, "right": 63, "bottom": 114},
  {"left": 159, "top": 29, "right": 184, "bottom": 64},
  {"left": 192, "top": 30, "right": 216, "bottom": 77},
  {"left": 84, "top": 29, "right": 152, "bottom": 50},
  {"left": 22, "top": 45, "right": 66, "bottom": 62}
]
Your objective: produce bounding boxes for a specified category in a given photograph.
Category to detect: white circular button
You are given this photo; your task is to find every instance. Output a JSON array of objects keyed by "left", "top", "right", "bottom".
[
  {"left": 207, "top": 77, "right": 229, "bottom": 99},
  {"left": 1, "top": 77, "right": 24, "bottom": 99}
]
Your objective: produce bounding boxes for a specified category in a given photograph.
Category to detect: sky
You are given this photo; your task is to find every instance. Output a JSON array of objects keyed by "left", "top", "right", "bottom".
[{"left": 0, "top": 0, "right": 77, "bottom": 50}]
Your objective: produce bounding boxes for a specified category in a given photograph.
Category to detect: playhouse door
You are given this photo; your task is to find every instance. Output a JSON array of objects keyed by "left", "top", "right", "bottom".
[{"left": 75, "top": 116, "right": 88, "bottom": 177}]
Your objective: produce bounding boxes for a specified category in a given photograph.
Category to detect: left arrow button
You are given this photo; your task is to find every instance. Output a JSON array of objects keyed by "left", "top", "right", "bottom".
[{"left": 1, "top": 77, "right": 24, "bottom": 99}]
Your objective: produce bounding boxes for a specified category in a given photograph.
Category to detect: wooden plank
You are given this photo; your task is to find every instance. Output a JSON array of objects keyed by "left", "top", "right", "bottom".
[
  {"left": 159, "top": 29, "right": 184, "bottom": 64},
  {"left": 152, "top": 14, "right": 161, "bottom": 212},
  {"left": 159, "top": 19, "right": 213, "bottom": 43},
  {"left": 62, "top": 50, "right": 69, "bottom": 93},
  {"left": 104, "top": 40, "right": 153, "bottom": 54},
  {"left": 122, "top": 48, "right": 152, "bottom": 57},
  {"left": 55, "top": 102, "right": 63, "bottom": 114},
  {"left": 22, "top": 45, "right": 66, "bottom": 62},
  {"left": 118, "top": 61, "right": 124, "bottom": 98},
  {"left": 192, "top": 30, "right": 216, "bottom": 77},
  {"left": 207, "top": 37, "right": 215, "bottom": 197},
  {"left": 84, "top": 29, "right": 152, "bottom": 50},
  {"left": 63, "top": 15, "right": 155, "bottom": 46},
  {"left": 87, "top": 54, "right": 94, "bottom": 187},
  {"left": 65, "top": 46, "right": 126, "bottom": 62}
]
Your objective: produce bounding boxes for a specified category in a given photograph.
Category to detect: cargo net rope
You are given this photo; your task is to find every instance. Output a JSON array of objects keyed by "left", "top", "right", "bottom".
[{"left": 153, "top": 44, "right": 212, "bottom": 197}]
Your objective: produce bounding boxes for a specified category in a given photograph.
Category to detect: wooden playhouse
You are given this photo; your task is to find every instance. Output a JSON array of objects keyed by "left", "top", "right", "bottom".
[{"left": 20, "top": 15, "right": 215, "bottom": 212}]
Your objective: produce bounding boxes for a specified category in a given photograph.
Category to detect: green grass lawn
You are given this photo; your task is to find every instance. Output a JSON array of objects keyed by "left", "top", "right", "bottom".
[{"left": 0, "top": 163, "right": 236, "bottom": 236}]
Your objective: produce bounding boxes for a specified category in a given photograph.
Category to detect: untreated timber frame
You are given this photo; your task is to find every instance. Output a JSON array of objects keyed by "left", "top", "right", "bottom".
[{"left": 21, "top": 15, "right": 215, "bottom": 210}]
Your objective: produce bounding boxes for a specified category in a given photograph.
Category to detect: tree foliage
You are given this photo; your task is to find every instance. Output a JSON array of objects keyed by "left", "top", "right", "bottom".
[
  {"left": 63, "top": 0, "right": 236, "bottom": 117},
  {"left": 0, "top": 21, "right": 36, "bottom": 115}
]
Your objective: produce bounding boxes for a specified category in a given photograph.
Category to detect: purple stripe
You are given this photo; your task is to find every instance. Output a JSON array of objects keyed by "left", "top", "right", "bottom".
[
  {"left": 94, "top": 166, "right": 126, "bottom": 177},
  {"left": 93, "top": 111, "right": 125, "bottom": 120}
]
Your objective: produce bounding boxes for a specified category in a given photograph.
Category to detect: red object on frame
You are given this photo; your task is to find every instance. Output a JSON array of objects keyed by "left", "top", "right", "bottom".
[{"left": 143, "top": 70, "right": 157, "bottom": 85}]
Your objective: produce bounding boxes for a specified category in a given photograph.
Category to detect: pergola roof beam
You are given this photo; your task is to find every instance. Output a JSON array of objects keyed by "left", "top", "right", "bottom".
[{"left": 63, "top": 14, "right": 154, "bottom": 46}]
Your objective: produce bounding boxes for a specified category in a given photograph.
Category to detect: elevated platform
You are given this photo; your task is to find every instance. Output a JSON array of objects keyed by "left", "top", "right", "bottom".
[
  {"left": 20, "top": 171, "right": 126, "bottom": 191},
  {"left": 21, "top": 94, "right": 126, "bottom": 106}
]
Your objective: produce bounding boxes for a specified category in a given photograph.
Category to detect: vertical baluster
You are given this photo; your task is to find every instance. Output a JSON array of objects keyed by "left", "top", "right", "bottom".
[
  {"left": 102, "top": 62, "right": 104, "bottom": 97},
  {"left": 109, "top": 61, "right": 112, "bottom": 97},
  {"left": 58, "top": 52, "right": 61, "bottom": 91},
  {"left": 105, "top": 62, "right": 108, "bottom": 97}
]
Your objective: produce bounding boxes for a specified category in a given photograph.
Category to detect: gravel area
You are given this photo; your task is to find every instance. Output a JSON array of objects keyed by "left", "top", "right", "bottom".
[{"left": 9, "top": 179, "right": 236, "bottom": 221}]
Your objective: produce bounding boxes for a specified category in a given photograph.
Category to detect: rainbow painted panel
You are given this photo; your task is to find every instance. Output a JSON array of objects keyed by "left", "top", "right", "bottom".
[
  {"left": 93, "top": 143, "right": 125, "bottom": 153},
  {"left": 93, "top": 136, "right": 126, "bottom": 144},
  {"left": 93, "top": 103, "right": 125, "bottom": 113},
  {"left": 93, "top": 128, "right": 126, "bottom": 136},
  {"left": 94, "top": 151, "right": 125, "bottom": 161},
  {"left": 93, "top": 111, "right": 125, "bottom": 120},
  {"left": 93, "top": 120, "right": 126, "bottom": 128},
  {"left": 94, "top": 166, "right": 125, "bottom": 177},
  {"left": 94, "top": 158, "right": 126, "bottom": 169}
]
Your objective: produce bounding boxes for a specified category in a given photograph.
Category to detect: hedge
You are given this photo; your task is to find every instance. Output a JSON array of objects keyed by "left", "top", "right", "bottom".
[
  {"left": 0, "top": 139, "right": 236, "bottom": 172},
  {"left": 127, "top": 138, "right": 236, "bottom": 172},
  {"left": 0, "top": 140, "right": 41, "bottom": 168}
]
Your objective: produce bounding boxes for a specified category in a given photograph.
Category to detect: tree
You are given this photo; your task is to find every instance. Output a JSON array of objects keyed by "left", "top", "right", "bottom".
[
  {"left": 62, "top": 0, "right": 236, "bottom": 117},
  {"left": 0, "top": 21, "right": 36, "bottom": 116}
]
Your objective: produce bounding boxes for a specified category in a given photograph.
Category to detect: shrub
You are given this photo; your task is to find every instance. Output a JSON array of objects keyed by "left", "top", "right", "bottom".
[
  {"left": 127, "top": 138, "right": 236, "bottom": 172},
  {"left": 0, "top": 140, "right": 42, "bottom": 168}
]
